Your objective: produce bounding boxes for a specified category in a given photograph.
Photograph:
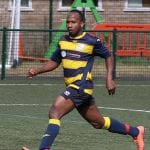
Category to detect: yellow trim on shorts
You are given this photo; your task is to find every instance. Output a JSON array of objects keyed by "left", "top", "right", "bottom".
[
  {"left": 102, "top": 117, "right": 111, "bottom": 129},
  {"left": 68, "top": 84, "right": 93, "bottom": 95},
  {"left": 49, "top": 119, "right": 61, "bottom": 126},
  {"left": 84, "top": 89, "right": 93, "bottom": 95},
  {"left": 69, "top": 84, "right": 80, "bottom": 89}
]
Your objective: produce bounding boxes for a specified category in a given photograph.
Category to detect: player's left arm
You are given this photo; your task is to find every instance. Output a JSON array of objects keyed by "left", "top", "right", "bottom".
[
  {"left": 93, "top": 37, "right": 116, "bottom": 95},
  {"left": 105, "top": 55, "right": 116, "bottom": 95}
]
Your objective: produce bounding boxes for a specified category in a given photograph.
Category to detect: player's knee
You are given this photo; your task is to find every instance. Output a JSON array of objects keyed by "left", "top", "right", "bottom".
[{"left": 48, "top": 105, "right": 61, "bottom": 119}]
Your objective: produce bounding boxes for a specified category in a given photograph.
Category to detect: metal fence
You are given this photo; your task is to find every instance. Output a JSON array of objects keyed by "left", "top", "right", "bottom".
[{"left": 0, "top": 28, "right": 150, "bottom": 80}]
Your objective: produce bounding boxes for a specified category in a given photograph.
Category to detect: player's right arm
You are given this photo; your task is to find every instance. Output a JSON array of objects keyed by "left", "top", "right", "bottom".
[
  {"left": 28, "top": 44, "right": 62, "bottom": 78},
  {"left": 28, "top": 59, "right": 60, "bottom": 78}
]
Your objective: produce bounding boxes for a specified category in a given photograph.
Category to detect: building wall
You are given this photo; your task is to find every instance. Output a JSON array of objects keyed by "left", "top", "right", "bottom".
[{"left": 102, "top": 0, "right": 150, "bottom": 24}]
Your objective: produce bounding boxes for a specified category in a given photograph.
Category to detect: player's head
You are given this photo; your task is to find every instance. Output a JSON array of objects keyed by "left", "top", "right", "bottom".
[{"left": 66, "top": 9, "right": 84, "bottom": 37}]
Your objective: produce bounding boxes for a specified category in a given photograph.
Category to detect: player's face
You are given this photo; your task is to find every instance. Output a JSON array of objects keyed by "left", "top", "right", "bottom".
[{"left": 66, "top": 12, "right": 84, "bottom": 37}]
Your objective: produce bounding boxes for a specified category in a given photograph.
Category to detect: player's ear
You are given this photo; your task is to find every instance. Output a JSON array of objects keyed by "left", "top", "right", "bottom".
[{"left": 81, "top": 22, "right": 84, "bottom": 28}]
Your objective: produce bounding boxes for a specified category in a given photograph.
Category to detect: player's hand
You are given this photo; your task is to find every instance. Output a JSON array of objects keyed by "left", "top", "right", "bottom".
[
  {"left": 106, "top": 79, "right": 116, "bottom": 95},
  {"left": 22, "top": 146, "right": 30, "bottom": 150},
  {"left": 27, "top": 68, "right": 38, "bottom": 78}
]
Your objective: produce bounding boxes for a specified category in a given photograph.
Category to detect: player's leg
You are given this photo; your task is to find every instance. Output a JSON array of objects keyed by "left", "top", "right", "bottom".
[
  {"left": 39, "top": 95, "right": 75, "bottom": 150},
  {"left": 22, "top": 95, "right": 75, "bottom": 150},
  {"left": 77, "top": 103, "right": 144, "bottom": 150}
]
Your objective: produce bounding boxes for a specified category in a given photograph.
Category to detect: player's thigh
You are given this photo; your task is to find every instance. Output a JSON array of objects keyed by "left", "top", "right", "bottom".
[
  {"left": 49, "top": 95, "right": 75, "bottom": 119},
  {"left": 77, "top": 104, "right": 104, "bottom": 125}
]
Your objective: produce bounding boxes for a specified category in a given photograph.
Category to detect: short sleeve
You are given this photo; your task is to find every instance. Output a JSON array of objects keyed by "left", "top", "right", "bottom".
[
  {"left": 93, "top": 38, "right": 111, "bottom": 58},
  {"left": 50, "top": 45, "right": 62, "bottom": 64}
]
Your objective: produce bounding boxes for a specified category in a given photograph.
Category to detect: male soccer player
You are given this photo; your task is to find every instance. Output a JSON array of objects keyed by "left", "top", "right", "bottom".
[{"left": 22, "top": 10, "right": 144, "bottom": 150}]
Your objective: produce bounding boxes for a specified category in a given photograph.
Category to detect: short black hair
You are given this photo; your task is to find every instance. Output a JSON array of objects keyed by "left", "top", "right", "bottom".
[{"left": 69, "top": 9, "right": 84, "bottom": 22}]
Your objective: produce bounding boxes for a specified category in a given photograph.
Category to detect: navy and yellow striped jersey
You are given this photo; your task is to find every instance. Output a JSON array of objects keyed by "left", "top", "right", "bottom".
[{"left": 51, "top": 32, "right": 111, "bottom": 95}]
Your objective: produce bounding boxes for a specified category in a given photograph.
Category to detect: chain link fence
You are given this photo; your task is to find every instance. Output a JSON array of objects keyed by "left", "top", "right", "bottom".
[{"left": 0, "top": 28, "right": 150, "bottom": 80}]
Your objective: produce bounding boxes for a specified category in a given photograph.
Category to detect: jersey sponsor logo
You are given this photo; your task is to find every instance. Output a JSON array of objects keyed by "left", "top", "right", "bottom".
[
  {"left": 67, "top": 52, "right": 81, "bottom": 58},
  {"left": 76, "top": 43, "right": 85, "bottom": 51},
  {"left": 64, "top": 90, "right": 70, "bottom": 96}
]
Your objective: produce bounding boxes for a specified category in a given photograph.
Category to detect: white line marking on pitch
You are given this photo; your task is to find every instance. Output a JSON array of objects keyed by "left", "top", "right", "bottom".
[
  {"left": 0, "top": 83, "right": 150, "bottom": 87},
  {"left": 0, "top": 103, "right": 149, "bottom": 113},
  {"left": 0, "top": 83, "right": 62, "bottom": 86},
  {"left": 99, "top": 107, "right": 150, "bottom": 113},
  {"left": 0, "top": 104, "right": 48, "bottom": 106},
  {"left": 0, "top": 113, "right": 86, "bottom": 124}
]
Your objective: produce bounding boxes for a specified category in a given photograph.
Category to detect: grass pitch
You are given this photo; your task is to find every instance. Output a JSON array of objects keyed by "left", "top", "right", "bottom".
[{"left": 0, "top": 80, "right": 149, "bottom": 150}]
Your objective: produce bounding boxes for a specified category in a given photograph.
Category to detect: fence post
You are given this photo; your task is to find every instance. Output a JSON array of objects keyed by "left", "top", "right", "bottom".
[
  {"left": 112, "top": 29, "right": 117, "bottom": 80},
  {"left": 1, "top": 27, "right": 7, "bottom": 80},
  {"left": 49, "top": 0, "right": 53, "bottom": 43}
]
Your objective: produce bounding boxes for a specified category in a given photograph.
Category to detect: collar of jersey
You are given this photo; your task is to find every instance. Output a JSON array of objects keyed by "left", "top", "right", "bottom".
[{"left": 69, "top": 32, "right": 86, "bottom": 39}]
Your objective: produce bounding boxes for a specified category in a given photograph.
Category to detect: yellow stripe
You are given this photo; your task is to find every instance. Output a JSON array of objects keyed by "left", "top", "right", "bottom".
[
  {"left": 70, "top": 32, "right": 86, "bottom": 39},
  {"left": 49, "top": 119, "right": 61, "bottom": 126},
  {"left": 59, "top": 41, "right": 93, "bottom": 54},
  {"left": 62, "top": 59, "right": 87, "bottom": 69},
  {"left": 68, "top": 84, "right": 93, "bottom": 95},
  {"left": 102, "top": 117, "right": 111, "bottom": 129},
  {"left": 84, "top": 89, "right": 93, "bottom": 95},
  {"left": 64, "top": 74, "right": 83, "bottom": 85},
  {"left": 86, "top": 72, "right": 92, "bottom": 80},
  {"left": 67, "top": 84, "right": 93, "bottom": 95},
  {"left": 68, "top": 84, "right": 80, "bottom": 89}
]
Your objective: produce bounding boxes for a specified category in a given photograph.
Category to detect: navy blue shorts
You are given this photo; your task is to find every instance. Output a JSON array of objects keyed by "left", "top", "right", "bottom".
[{"left": 61, "top": 86, "right": 95, "bottom": 108}]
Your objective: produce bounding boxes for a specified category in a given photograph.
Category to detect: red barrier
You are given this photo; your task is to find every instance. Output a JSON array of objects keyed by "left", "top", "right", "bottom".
[{"left": 92, "top": 23, "right": 150, "bottom": 57}]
